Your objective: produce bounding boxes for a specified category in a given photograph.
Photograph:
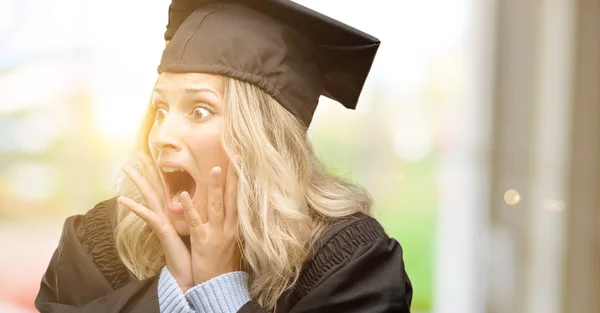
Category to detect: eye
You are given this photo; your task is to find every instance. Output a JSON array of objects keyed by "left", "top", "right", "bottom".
[
  {"left": 155, "top": 107, "right": 167, "bottom": 122},
  {"left": 192, "top": 106, "right": 213, "bottom": 120}
]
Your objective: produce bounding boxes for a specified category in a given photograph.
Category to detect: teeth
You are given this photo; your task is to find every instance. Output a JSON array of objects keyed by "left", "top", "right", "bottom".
[
  {"left": 161, "top": 166, "right": 184, "bottom": 173},
  {"left": 172, "top": 191, "right": 182, "bottom": 204}
]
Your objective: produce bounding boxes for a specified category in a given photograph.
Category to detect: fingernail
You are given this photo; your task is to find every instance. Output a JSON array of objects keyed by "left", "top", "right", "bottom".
[{"left": 212, "top": 168, "right": 222, "bottom": 184}]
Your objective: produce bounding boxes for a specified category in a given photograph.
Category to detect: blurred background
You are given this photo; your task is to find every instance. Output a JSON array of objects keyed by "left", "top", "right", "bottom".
[{"left": 0, "top": 0, "right": 598, "bottom": 312}]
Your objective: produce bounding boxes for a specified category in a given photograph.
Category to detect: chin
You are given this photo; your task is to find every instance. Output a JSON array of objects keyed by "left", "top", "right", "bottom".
[{"left": 171, "top": 218, "right": 191, "bottom": 236}]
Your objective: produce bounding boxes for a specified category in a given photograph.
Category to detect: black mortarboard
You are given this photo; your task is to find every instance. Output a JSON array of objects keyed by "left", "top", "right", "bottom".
[{"left": 159, "top": 0, "right": 380, "bottom": 127}]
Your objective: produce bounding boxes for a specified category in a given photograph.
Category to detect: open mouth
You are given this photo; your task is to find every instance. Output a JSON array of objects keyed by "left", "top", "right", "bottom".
[{"left": 161, "top": 167, "right": 197, "bottom": 205}]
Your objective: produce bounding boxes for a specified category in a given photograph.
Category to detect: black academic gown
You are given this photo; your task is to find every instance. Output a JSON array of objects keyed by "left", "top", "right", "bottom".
[{"left": 35, "top": 197, "right": 413, "bottom": 313}]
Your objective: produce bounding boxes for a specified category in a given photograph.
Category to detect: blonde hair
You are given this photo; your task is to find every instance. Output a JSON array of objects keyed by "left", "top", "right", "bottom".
[{"left": 114, "top": 76, "right": 372, "bottom": 311}]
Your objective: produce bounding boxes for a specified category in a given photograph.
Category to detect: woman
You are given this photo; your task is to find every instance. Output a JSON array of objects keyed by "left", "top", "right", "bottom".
[{"left": 35, "top": 1, "right": 413, "bottom": 312}]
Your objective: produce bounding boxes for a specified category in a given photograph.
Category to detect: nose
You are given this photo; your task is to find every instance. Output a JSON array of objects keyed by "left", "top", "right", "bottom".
[{"left": 151, "top": 112, "right": 183, "bottom": 153}]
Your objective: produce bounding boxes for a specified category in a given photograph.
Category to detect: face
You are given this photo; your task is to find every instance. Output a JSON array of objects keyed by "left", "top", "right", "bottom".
[{"left": 149, "top": 72, "right": 230, "bottom": 236}]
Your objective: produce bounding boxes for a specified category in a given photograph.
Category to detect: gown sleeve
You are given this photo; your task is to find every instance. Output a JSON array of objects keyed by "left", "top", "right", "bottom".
[
  {"left": 34, "top": 199, "right": 161, "bottom": 313},
  {"left": 238, "top": 217, "right": 413, "bottom": 313},
  {"left": 289, "top": 236, "right": 412, "bottom": 312}
]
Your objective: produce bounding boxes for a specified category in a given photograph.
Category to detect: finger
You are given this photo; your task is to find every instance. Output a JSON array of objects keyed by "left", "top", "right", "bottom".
[
  {"left": 224, "top": 158, "right": 239, "bottom": 233},
  {"left": 122, "top": 164, "right": 164, "bottom": 216},
  {"left": 180, "top": 191, "right": 206, "bottom": 238},
  {"left": 208, "top": 166, "right": 225, "bottom": 228},
  {"left": 118, "top": 196, "right": 163, "bottom": 232},
  {"left": 137, "top": 152, "right": 165, "bottom": 205},
  {"left": 119, "top": 196, "right": 190, "bottom": 265}
]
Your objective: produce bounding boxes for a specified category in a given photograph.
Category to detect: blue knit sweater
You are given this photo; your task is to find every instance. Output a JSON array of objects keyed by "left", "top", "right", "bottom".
[{"left": 158, "top": 266, "right": 251, "bottom": 313}]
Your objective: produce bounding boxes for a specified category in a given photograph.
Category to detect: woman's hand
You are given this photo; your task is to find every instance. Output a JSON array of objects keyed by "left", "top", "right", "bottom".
[
  {"left": 118, "top": 153, "right": 194, "bottom": 292},
  {"left": 180, "top": 161, "right": 242, "bottom": 285},
  {"left": 118, "top": 153, "right": 242, "bottom": 291}
]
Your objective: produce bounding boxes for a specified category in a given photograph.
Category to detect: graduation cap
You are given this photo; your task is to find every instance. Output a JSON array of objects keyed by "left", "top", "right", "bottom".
[{"left": 159, "top": 0, "right": 380, "bottom": 127}]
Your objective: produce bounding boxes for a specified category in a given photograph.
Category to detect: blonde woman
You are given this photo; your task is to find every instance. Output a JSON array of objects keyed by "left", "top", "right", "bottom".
[{"left": 35, "top": 1, "right": 412, "bottom": 312}]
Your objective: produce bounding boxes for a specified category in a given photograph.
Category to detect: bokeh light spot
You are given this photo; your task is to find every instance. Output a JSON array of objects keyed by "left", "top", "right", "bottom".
[{"left": 504, "top": 189, "right": 521, "bottom": 205}]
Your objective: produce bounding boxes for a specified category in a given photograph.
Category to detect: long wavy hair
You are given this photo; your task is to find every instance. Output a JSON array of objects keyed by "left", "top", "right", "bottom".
[{"left": 114, "top": 75, "right": 373, "bottom": 311}]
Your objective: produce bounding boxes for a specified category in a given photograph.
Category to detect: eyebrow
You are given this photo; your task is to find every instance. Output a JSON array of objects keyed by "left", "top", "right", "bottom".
[{"left": 153, "top": 87, "right": 221, "bottom": 98}]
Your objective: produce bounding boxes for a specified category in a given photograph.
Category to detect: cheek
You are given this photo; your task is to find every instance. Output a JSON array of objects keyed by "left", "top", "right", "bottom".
[
  {"left": 189, "top": 126, "right": 222, "bottom": 151},
  {"left": 188, "top": 125, "right": 229, "bottom": 172},
  {"left": 148, "top": 127, "right": 159, "bottom": 158}
]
